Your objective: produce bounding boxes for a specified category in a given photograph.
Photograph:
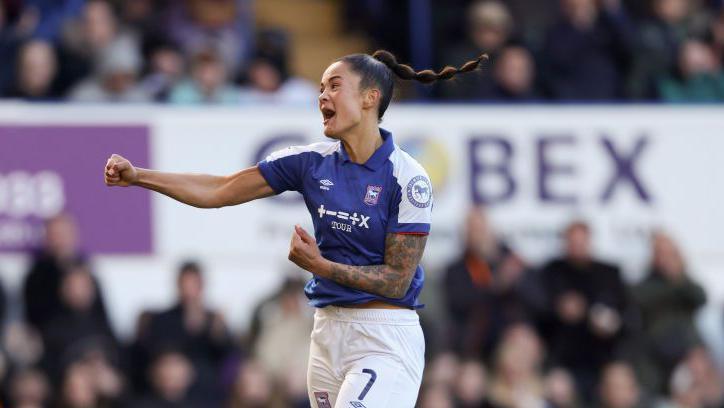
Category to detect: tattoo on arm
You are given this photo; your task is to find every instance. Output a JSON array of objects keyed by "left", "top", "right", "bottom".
[{"left": 326, "top": 233, "right": 427, "bottom": 299}]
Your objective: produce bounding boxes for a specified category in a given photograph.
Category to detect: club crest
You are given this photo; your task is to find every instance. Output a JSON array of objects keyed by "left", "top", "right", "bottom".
[{"left": 364, "top": 185, "right": 383, "bottom": 206}]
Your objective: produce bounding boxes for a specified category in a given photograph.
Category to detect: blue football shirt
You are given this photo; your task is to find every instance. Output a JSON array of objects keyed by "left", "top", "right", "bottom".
[{"left": 257, "top": 128, "right": 433, "bottom": 308}]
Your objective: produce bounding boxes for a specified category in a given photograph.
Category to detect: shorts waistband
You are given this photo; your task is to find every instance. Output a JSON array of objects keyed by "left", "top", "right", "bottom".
[{"left": 315, "top": 305, "right": 419, "bottom": 325}]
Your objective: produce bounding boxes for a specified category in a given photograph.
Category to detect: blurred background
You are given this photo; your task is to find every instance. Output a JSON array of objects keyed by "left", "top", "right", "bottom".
[{"left": 0, "top": 0, "right": 724, "bottom": 407}]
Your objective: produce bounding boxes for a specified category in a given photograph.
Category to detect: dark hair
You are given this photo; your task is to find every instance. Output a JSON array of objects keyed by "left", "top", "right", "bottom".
[
  {"left": 338, "top": 50, "right": 488, "bottom": 121},
  {"left": 178, "top": 260, "right": 202, "bottom": 278}
]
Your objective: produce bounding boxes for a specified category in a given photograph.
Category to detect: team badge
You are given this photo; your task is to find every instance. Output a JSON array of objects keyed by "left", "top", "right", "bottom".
[
  {"left": 364, "top": 185, "right": 383, "bottom": 206},
  {"left": 406, "top": 175, "right": 432, "bottom": 208},
  {"left": 314, "top": 392, "right": 332, "bottom": 408}
]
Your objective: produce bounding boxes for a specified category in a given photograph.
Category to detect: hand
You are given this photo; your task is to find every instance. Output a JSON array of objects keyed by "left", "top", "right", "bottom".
[
  {"left": 589, "top": 303, "right": 621, "bottom": 338},
  {"left": 556, "top": 291, "right": 587, "bottom": 324},
  {"left": 288, "top": 225, "right": 325, "bottom": 273},
  {"left": 104, "top": 154, "right": 138, "bottom": 187}
]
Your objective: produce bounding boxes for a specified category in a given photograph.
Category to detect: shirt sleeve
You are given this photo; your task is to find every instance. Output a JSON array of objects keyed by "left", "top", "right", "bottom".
[
  {"left": 387, "top": 170, "right": 433, "bottom": 235},
  {"left": 257, "top": 146, "right": 309, "bottom": 194}
]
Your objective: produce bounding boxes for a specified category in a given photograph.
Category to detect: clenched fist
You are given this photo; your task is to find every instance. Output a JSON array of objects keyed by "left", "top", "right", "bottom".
[
  {"left": 288, "top": 224, "right": 325, "bottom": 274},
  {"left": 104, "top": 154, "right": 138, "bottom": 187}
]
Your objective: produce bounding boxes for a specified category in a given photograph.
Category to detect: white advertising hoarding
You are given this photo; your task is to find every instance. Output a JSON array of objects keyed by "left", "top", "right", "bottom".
[{"left": 0, "top": 105, "right": 722, "bottom": 337}]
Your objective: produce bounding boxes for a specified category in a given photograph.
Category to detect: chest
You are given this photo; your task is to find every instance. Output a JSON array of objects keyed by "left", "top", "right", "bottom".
[{"left": 303, "top": 161, "right": 394, "bottom": 238}]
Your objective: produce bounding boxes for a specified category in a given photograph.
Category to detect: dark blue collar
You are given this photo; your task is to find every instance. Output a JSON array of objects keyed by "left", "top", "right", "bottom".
[{"left": 339, "top": 128, "right": 395, "bottom": 171}]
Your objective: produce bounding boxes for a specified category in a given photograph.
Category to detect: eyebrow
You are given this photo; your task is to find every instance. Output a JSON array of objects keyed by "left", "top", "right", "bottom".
[{"left": 321, "top": 75, "right": 342, "bottom": 86}]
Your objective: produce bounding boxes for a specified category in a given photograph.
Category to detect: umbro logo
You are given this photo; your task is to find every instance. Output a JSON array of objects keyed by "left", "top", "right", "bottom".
[{"left": 320, "top": 179, "right": 334, "bottom": 190}]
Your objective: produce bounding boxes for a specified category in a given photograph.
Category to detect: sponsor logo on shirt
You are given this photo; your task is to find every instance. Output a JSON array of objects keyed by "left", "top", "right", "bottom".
[
  {"left": 363, "top": 185, "right": 383, "bottom": 206},
  {"left": 319, "top": 179, "right": 334, "bottom": 190},
  {"left": 317, "top": 204, "right": 370, "bottom": 231},
  {"left": 406, "top": 175, "right": 432, "bottom": 208}
]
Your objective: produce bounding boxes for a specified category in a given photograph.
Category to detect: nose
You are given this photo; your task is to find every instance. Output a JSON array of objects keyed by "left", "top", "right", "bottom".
[{"left": 319, "top": 89, "right": 329, "bottom": 103}]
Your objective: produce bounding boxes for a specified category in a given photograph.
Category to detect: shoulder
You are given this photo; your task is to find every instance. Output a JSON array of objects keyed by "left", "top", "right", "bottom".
[
  {"left": 388, "top": 145, "right": 430, "bottom": 184},
  {"left": 264, "top": 141, "right": 340, "bottom": 162}
]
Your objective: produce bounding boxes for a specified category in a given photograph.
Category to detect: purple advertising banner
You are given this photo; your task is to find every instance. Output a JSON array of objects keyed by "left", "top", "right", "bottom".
[{"left": 0, "top": 125, "right": 152, "bottom": 254}]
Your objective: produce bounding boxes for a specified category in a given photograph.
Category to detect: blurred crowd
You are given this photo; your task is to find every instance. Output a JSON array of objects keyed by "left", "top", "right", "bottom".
[
  {"left": 418, "top": 210, "right": 722, "bottom": 408},
  {"left": 0, "top": 209, "right": 721, "bottom": 408},
  {"left": 0, "top": 0, "right": 317, "bottom": 104},
  {"left": 1, "top": 0, "right": 724, "bottom": 103}
]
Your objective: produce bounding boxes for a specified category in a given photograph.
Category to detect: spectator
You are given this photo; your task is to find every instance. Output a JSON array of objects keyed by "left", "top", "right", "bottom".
[
  {"left": 3, "top": 322, "right": 45, "bottom": 369},
  {"left": 490, "top": 45, "right": 539, "bottom": 101},
  {"left": 6, "top": 39, "right": 60, "bottom": 100},
  {"left": 163, "top": 0, "right": 252, "bottom": 74},
  {"left": 248, "top": 276, "right": 311, "bottom": 385},
  {"left": 418, "top": 384, "right": 455, "bottom": 408},
  {"left": 488, "top": 323, "right": 546, "bottom": 407},
  {"left": 169, "top": 48, "right": 239, "bottom": 104},
  {"left": 22, "top": 213, "right": 108, "bottom": 332},
  {"left": 135, "top": 261, "right": 231, "bottom": 404},
  {"left": 140, "top": 39, "right": 185, "bottom": 101},
  {"left": 69, "top": 35, "right": 150, "bottom": 102},
  {"left": 681, "top": 346, "right": 724, "bottom": 407},
  {"left": 633, "top": 231, "right": 707, "bottom": 392},
  {"left": 442, "top": 207, "right": 535, "bottom": 358},
  {"left": 56, "top": 0, "right": 139, "bottom": 94},
  {"left": 239, "top": 56, "right": 317, "bottom": 105},
  {"left": 134, "top": 350, "right": 198, "bottom": 408},
  {"left": 7, "top": 368, "right": 51, "bottom": 408},
  {"left": 58, "top": 362, "right": 100, "bottom": 408},
  {"left": 226, "top": 359, "right": 278, "bottom": 408},
  {"left": 423, "top": 351, "right": 460, "bottom": 390},
  {"left": 711, "top": 9, "right": 724, "bottom": 65},
  {"left": 40, "top": 262, "right": 119, "bottom": 381},
  {"left": 21, "top": 0, "right": 85, "bottom": 42},
  {"left": 658, "top": 39, "right": 724, "bottom": 101},
  {"left": 542, "top": 0, "right": 634, "bottom": 100},
  {"left": 597, "top": 361, "right": 647, "bottom": 408},
  {"left": 540, "top": 221, "right": 630, "bottom": 401},
  {"left": 629, "top": 0, "right": 712, "bottom": 98},
  {"left": 453, "top": 359, "right": 498, "bottom": 408},
  {"left": 544, "top": 367, "right": 579, "bottom": 408},
  {"left": 438, "top": 0, "right": 514, "bottom": 100},
  {"left": 0, "top": 3, "right": 40, "bottom": 95}
]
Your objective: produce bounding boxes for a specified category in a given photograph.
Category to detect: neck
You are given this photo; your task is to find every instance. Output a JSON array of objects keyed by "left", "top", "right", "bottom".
[{"left": 341, "top": 119, "right": 382, "bottom": 164}]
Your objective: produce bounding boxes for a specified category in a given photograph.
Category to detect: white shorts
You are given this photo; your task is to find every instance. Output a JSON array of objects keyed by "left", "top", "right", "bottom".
[{"left": 307, "top": 306, "right": 425, "bottom": 408}]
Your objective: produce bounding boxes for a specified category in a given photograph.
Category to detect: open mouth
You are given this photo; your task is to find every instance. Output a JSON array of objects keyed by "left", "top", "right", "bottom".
[{"left": 321, "top": 108, "right": 336, "bottom": 125}]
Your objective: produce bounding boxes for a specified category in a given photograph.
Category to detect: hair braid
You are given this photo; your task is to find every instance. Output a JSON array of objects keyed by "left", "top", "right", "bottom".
[{"left": 371, "top": 50, "right": 488, "bottom": 84}]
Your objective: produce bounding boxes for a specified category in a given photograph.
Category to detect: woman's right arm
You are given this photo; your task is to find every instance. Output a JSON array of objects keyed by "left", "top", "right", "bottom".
[{"left": 104, "top": 154, "right": 275, "bottom": 208}]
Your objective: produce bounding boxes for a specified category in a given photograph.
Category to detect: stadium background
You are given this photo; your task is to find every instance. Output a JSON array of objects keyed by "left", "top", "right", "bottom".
[{"left": 1, "top": 0, "right": 723, "bottom": 407}]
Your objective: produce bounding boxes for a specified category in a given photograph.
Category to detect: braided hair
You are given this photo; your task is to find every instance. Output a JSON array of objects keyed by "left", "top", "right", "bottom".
[{"left": 338, "top": 50, "right": 488, "bottom": 122}]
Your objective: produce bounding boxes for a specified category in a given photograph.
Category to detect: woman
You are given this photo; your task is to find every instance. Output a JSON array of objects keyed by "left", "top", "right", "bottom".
[{"left": 104, "top": 50, "right": 486, "bottom": 407}]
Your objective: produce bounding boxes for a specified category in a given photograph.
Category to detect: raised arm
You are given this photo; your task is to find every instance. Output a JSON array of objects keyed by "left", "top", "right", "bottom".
[
  {"left": 104, "top": 154, "right": 275, "bottom": 208},
  {"left": 288, "top": 225, "right": 427, "bottom": 299}
]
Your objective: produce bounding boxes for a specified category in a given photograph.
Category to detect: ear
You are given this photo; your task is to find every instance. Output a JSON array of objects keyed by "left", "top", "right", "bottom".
[{"left": 362, "top": 88, "right": 381, "bottom": 110}]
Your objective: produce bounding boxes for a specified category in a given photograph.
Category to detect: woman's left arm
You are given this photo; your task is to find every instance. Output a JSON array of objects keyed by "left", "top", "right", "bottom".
[{"left": 288, "top": 225, "right": 427, "bottom": 299}]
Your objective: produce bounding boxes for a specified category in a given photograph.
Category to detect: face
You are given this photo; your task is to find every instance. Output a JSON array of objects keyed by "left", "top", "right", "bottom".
[
  {"left": 19, "top": 41, "right": 56, "bottom": 96},
  {"left": 565, "top": 224, "right": 591, "bottom": 262},
  {"left": 193, "top": 60, "right": 226, "bottom": 95},
  {"left": 45, "top": 214, "right": 79, "bottom": 259},
  {"left": 495, "top": 47, "right": 534, "bottom": 95},
  {"left": 600, "top": 363, "right": 639, "bottom": 408},
  {"left": 61, "top": 268, "right": 96, "bottom": 312},
  {"left": 318, "top": 61, "right": 375, "bottom": 139},
  {"left": 179, "top": 271, "right": 203, "bottom": 305},
  {"left": 84, "top": 1, "right": 117, "bottom": 51}
]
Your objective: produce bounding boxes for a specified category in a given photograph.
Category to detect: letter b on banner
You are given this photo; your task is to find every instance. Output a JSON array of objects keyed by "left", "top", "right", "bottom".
[{"left": 469, "top": 136, "right": 516, "bottom": 205}]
